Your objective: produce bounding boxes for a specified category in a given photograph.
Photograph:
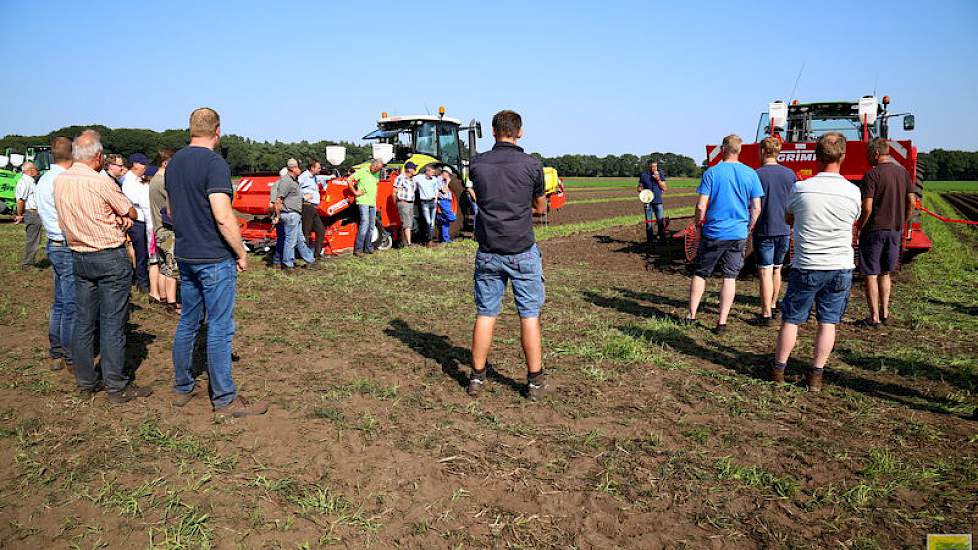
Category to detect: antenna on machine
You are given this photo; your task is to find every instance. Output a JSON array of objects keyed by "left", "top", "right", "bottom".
[
  {"left": 424, "top": 104, "right": 431, "bottom": 115},
  {"left": 872, "top": 72, "right": 879, "bottom": 97},
  {"left": 788, "top": 62, "right": 805, "bottom": 103}
]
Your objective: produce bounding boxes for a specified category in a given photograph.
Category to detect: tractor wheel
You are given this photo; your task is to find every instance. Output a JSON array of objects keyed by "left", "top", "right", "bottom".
[{"left": 372, "top": 218, "right": 393, "bottom": 251}]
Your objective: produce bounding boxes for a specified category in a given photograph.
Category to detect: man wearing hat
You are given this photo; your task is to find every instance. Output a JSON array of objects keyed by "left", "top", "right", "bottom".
[
  {"left": 393, "top": 162, "right": 418, "bottom": 246},
  {"left": 121, "top": 153, "right": 152, "bottom": 292},
  {"left": 271, "top": 158, "right": 316, "bottom": 270}
]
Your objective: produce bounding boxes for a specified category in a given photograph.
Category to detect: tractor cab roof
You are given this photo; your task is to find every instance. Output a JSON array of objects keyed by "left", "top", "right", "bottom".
[
  {"left": 789, "top": 101, "right": 866, "bottom": 119},
  {"left": 378, "top": 114, "right": 463, "bottom": 125}
]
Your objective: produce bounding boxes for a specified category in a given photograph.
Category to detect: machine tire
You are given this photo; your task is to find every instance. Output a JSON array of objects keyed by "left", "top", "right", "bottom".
[{"left": 372, "top": 218, "right": 393, "bottom": 251}]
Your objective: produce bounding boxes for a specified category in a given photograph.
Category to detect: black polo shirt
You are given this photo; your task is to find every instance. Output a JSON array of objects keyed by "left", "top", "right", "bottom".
[{"left": 470, "top": 141, "right": 546, "bottom": 255}]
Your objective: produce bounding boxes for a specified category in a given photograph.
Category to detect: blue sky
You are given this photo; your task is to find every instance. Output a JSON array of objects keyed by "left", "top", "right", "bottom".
[{"left": 1, "top": 0, "right": 976, "bottom": 161}]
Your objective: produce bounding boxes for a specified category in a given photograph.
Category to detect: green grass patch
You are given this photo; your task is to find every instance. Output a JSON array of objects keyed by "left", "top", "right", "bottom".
[
  {"left": 566, "top": 192, "right": 698, "bottom": 206},
  {"left": 536, "top": 207, "right": 694, "bottom": 241},
  {"left": 563, "top": 177, "right": 699, "bottom": 189},
  {"left": 925, "top": 180, "right": 978, "bottom": 193},
  {"left": 715, "top": 456, "right": 800, "bottom": 498}
]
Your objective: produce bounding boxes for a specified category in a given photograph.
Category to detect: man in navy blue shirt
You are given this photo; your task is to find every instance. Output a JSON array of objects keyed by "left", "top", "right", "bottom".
[
  {"left": 637, "top": 160, "right": 669, "bottom": 245},
  {"left": 467, "top": 110, "right": 548, "bottom": 401},
  {"left": 687, "top": 135, "right": 764, "bottom": 334},
  {"left": 166, "top": 107, "right": 267, "bottom": 418},
  {"left": 753, "top": 137, "right": 797, "bottom": 325}
]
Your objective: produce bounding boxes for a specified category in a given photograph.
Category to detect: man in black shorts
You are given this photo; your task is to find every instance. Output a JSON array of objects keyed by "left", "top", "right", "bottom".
[{"left": 858, "top": 139, "right": 915, "bottom": 327}]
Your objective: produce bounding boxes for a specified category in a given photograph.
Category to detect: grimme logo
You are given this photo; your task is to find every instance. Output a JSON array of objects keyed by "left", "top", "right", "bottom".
[{"left": 778, "top": 151, "right": 816, "bottom": 162}]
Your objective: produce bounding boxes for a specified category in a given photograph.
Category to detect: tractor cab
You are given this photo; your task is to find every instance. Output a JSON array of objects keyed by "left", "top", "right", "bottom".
[
  {"left": 361, "top": 107, "right": 482, "bottom": 178},
  {"left": 26, "top": 146, "right": 53, "bottom": 172},
  {"left": 756, "top": 97, "right": 916, "bottom": 144}
]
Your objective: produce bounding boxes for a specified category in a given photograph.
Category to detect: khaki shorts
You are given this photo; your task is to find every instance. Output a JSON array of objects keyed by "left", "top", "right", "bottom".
[
  {"left": 156, "top": 227, "right": 178, "bottom": 277},
  {"left": 397, "top": 201, "right": 415, "bottom": 231}
]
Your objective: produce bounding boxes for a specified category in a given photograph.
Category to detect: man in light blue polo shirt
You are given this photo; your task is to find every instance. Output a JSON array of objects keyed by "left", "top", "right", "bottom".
[
  {"left": 298, "top": 158, "right": 326, "bottom": 260},
  {"left": 413, "top": 165, "right": 441, "bottom": 246},
  {"left": 687, "top": 134, "right": 763, "bottom": 334},
  {"left": 34, "top": 137, "right": 76, "bottom": 372}
]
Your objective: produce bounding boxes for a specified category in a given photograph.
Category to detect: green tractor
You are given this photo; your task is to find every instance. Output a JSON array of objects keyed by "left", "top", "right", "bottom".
[{"left": 0, "top": 146, "right": 52, "bottom": 214}]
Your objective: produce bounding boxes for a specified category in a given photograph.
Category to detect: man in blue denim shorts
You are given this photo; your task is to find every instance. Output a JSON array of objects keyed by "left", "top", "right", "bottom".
[
  {"left": 772, "top": 132, "right": 861, "bottom": 392},
  {"left": 753, "top": 137, "right": 797, "bottom": 326},
  {"left": 467, "top": 110, "right": 548, "bottom": 401}
]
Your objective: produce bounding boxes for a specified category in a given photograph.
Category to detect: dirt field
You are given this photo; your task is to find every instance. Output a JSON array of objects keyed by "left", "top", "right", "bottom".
[
  {"left": 0, "top": 190, "right": 975, "bottom": 549},
  {"left": 942, "top": 193, "right": 978, "bottom": 221}
]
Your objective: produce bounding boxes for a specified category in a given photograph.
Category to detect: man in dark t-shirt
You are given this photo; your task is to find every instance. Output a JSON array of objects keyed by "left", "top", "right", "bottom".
[
  {"left": 166, "top": 107, "right": 267, "bottom": 418},
  {"left": 857, "top": 138, "right": 915, "bottom": 327},
  {"left": 753, "top": 137, "right": 797, "bottom": 325},
  {"left": 637, "top": 161, "right": 669, "bottom": 245},
  {"left": 467, "top": 109, "right": 548, "bottom": 401}
]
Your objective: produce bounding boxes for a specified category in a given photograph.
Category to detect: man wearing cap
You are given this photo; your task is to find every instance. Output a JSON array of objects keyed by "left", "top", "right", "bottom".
[
  {"left": 121, "top": 153, "right": 152, "bottom": 292},
  {"left": 299, "top": 158, "right": 326, "bottom": 260},
  {"left": 272, "top": 158, "right": 316, "bottom": 270},
  {"left": 35, "top": 137, "right": 75, "bottom": 371},
  {"left": 637, "top": 160, "right": 669, "bottom": 246},
  {"left": 14, "top": 161, "right": 42, "bottom": 269},
  {"left": 393, "top": 161, "right": 418, "bottom": 246},
  {"left": 348, "top": 158, "right": 385, "bottom": 256}
]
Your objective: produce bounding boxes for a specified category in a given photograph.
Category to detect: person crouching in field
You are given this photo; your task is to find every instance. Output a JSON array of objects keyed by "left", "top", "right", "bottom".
[
  {"left": 467, "top": 110, "right": 548, "bottom": 401},
  {"left": 393, "top": 161, "right": 417, "bottom": 246},
  {"left": 771, "top": 132, "right": 861, "bottom": 391},
  {"left": 687, "top": 135, "right": 763, "bottom": 334},
  {"left": 753, "top": 137, "right": 797, "bottom": 326}
]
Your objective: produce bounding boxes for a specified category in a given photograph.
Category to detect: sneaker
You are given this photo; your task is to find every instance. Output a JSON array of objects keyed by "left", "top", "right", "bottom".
[
  {"left": 107, "top": 383, "right": 153, "bottom": 404},
  {"left": 467, "top": 370, "right": 486, "bottom": 397},
  {"left": 713, "top": 324, "right": 728, "bottom": 335},
  {"left": 855, "top": 318, "right": 880, "bottom": 328},
  {"left": 880, "top": 316, "right": 889, "bottom": 326},
  {"left": 806, "top": 369, "right": 824, "bottom": 392},
  {"left": 78, "top": 381, "right": 104, "bottom": 398},
  {"left": 769, "top": 364, "right": 786, "bottom": 384},
  {"left": 761, "top": 316, "right": 776, "bottom": 328},
  {"left": 366, "top": 248, "right": 374, "bottom": 254},
  {"left": 353, "top": 251, "right": 364, "bottom": 257},
  {"left": 172, "top": 388, "right": 198, "bottom": 407},
  {"left": 50, "top": 358, "right": 67, "bottom": 371},
  {"left": 214, "top": 396, "right": 269, "bottom": 418},
  {"left": 527, "top": 373, "right": 548, "bottom": 402}
]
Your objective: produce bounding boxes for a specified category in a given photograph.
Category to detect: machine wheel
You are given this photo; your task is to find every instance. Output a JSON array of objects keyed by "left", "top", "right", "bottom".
[{"left": 372, "top": 218, "right": 393, "bottom": 251}]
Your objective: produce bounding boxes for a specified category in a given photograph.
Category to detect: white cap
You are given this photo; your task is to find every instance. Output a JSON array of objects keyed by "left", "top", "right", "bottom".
[
  {"left": 286, "top": 158, "right": 299, "bottom": 169},
  {"left": 442, "top": 166, "right": 453, "bottom": 174}
]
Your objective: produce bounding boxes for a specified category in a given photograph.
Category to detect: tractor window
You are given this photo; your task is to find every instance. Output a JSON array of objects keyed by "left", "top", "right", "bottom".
[
  {"left": 416, "top": 122, "right": 437, "bottom": 157},
  {"left": 437, "top": 122, "right": 460, "bottom": 168}
]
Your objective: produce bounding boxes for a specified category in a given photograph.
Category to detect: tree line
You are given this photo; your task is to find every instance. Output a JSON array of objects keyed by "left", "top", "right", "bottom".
[{"left": 3, "top": 126, "right": 975, "bottom": 180}]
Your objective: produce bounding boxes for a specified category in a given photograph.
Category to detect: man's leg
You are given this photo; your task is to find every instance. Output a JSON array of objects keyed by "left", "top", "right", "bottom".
[
  {"left": 200, "top": 259, "right": 238, "bottom": 408},
  {"left": 772, "top": 266, "right": 783, "bottom": 310},
  {"left": 471, "top": 316, "right": 497, "bottom": 373},
  {"left": 294, "top": 209, "right": 316, "bottom": 263},
  {"left": 365, "top": 207, "right": 377, "bottom": 252},
  {"left": 774, "top": 322, "right": 800, "bottom": 365},
  {"left": 643, "top": 203, "right": 655, "bottom": 244},
  {"left": 355, "top": 205, "right": 371, "bottom": 253},
  {"left": 97, "top": 248, "right": 133, "bottom": 394},
  {"left": 53, "top": 245, "right": 77, "bottom": 367},
  {"left": 273, "top": 220, "right": 285, "bottom": 266},
  {"left": 812, "top": 323, "right": 837, "bottom": 369},
  {"left": 70, "top": 254, "right": 99, "bottom": 390},
  {"left": 129, "top": 221, "right": 149, "bottom": 291},
  {"left": 520, "top": 317, "right": 543, "bottom": 375},
  {"left": 311, "top": 211, "right": 326, "bottom": 259},
  {"left": 23, "top": 213, "right": 42, "bottom": 267},
  {"left": 282, "top": 213, "right": 299, "bottom": 267},
  {"left": 863, "top": 275, "right": 880, "bottom": 324},
  {"left": 688, "top": 275, "right": 707, "bottom": 319},
  {"left": 654, "top": 203, "right": 667, "bottom": 242},
  {"left": 173, "top": 262, "right": 204, "bottom": 395},
  {"left": 879, "top": 273, "right": 892, "bottom": 321},
  {"left": 717, "top": 277, "right": 737, "bottom": 326},
  {"left": 758, "top": 267, "right": 774, "bottom": 318},
  {"left": 46, "top": 242, "right": 66, "bottom": 363}
]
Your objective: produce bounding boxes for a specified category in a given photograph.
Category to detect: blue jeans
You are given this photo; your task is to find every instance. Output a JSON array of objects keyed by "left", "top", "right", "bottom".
[
  {"left": 782, "top": 268, "right": 853, "bottom": 325},
  {"left": 172, "top": 258, "right": 238, "bottom": 407},
  {"left": 420, "top": 200, "right": 436, "bottom": 241},
  {"left": 46, "top": 240, "right": 76, "bottom": 364},
  {"left": 474, "top": 244, "right": 545, "bottom": 318},
  {"left": 644, "top": 202, "right": 665, "bottom": 243},
  {"left": 754, "top": 234, "right": 790, "bottom": 268},
  {"left": 72, "top": 246, "right": 132, "bottom": 393},
  {"left": 279, "top": 211, "right": 314, "bottom": 267},
  {"left": 355, "top": 205, "right": 376, "bottom": 252}
]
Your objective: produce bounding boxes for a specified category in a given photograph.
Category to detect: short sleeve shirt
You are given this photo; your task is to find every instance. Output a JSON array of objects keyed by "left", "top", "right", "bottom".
[
  {"left": 754, "top": 164, "right": 797, "bottom": 237},
  {"left": 787, "top": 172, "right": 861, "bottom": 270},
  {"left": 165, "top": 146, "right": 236, "bottom": 264},
  {"left": 469, "top": 141, "right": 546, "bottom": 255},
  {"left": 298, "top": 170, "right": 320, "bottom": 205},
  {"left": 273, "top": 174, "right": 302, "bottom": 212},
  {"left": 697, "top": 161, "right": 764, "bottom": 241},
  {"left": 413, "top": 174, "right": 440, "bottom": 201},
  {"left": 53, "top": 163, "right": 134, "bottom": 252},
  {"left": 351, "top": 166, "right": 379, "bottom": 206},
  {"left": 861, "top": 161, "right": 912, "bottom": 232},
  {"left": 638, "top": 170, "right": 667, "bottom": 204},
  {"left": 15, "top": 174, "right": 37, "bottom": 210},
  {"left": 148, "top": 169, "right": 168, "bottom": 230},
  {"left": 394, "top": 173, "right": 416, "bottom": 202}
]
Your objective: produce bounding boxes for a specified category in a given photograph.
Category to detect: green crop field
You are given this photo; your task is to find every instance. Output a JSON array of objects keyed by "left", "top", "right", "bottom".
[
  {"left": 563, "top": 177, "right": 699, "bottom": 189},
  {"left": 926, "top": 180, "right": 978, "bottom": 193}
]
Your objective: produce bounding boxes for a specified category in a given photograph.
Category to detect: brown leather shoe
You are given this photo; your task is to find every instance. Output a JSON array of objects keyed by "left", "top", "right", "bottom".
[
  {"left": 50, "top": 358, "right": 66, "bottom": 371},
  {"left": 172, "top": 388, "right": 198, "bottom": 407},
  {"left": 214, "top": 396, "right": 269, "bottom": 418},
  {"left": 770, "top": 364, "right": 786, "bottom": 384},
  {"left": 806, "top": 369, "right": 824, "bottom": 392},
  {"left": 107, "top": 383, "right": 154, "bottom": 404}
]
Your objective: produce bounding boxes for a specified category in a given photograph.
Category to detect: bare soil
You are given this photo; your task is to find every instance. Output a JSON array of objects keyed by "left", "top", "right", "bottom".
[{"left": 0, "top": 186, "right": 975, "bottom": 549}]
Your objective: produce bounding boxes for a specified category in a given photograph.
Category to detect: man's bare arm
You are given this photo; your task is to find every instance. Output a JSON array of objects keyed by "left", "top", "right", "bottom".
[
  {"left": 532, "top": 195, "right": 547, "bottom": 216},
  {"left": 858, "top": 197, "right": 874, "bottom": 228},
  {"left": 905, "top": 193, "right": 915, "bottom": 229},
  {"left": 209, "top": 193, "right": 247, "bottom": 271},
  {"left": 749, "top": 197, "right": 761, "bottom": 232},
  {"left": 695, "top": 195, "right": 709, "bottom": 225}
]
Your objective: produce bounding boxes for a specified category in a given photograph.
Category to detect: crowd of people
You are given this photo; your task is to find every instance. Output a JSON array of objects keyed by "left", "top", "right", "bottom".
[{"left": 679, "top": 133, "right": 915, "bottom": 392}]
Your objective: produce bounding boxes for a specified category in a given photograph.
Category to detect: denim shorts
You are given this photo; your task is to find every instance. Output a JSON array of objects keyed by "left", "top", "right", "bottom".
[
  {"left": 858, "top": 229, "right": 901, "bottom": 275},
  {"left": 694, "top": 238, "right": 746, "bottom": 279},
  {"left": 781, "top": 268, "right": 853, "bottom": 325},
  {"left": 474, "top": 244, "right": 545, "bottom": 318},
  {"left": 754, "top": 234, "right": 790, "bottom": 268}
]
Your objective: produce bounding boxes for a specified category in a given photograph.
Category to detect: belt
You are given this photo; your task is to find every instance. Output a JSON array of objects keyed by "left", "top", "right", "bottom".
[
  {"left": 26, "top": 208, "right": 37, "bottom": 212},
  {"left": 397, "top": 199, "right": 414, "bottom": 203},
  {"left": 48, "top": 238, "right": 66, "bottom": 245}
]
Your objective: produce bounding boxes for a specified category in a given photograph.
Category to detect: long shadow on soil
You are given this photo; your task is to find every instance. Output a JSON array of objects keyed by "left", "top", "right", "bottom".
[
  {"left": 836, "top": 345, "right": 978, "bottom": 394},
  {"left": 123, "top": 323, "right": 155, "bottom": 382},
  {"left": 592, "top": 234, "right": 689, "bottom": 273},
  {"left": 385, "top": 318, "right": 522, "bottom": 395}
]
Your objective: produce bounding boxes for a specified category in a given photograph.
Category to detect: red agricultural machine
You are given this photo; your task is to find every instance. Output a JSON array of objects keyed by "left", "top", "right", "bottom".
[
  {"left": 233, "top": 107, "right": 567, "bottom": 255},
  {"left": 689, "top": 95, "right": 932, "bottom": 262}
]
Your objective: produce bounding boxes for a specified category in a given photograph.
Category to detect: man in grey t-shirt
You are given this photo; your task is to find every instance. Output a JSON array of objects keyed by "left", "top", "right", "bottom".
[
  {"left": 272, "top": 159, "right": 315, "bottom": 270},
  {"left": 771, "top": 132, "right": 861, "bottom": 392}
]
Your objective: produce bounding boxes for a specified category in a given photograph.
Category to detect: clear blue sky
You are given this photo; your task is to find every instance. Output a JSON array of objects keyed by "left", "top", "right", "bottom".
[{"left": 1, "top": 0, "right": 976, "bottom": 161}]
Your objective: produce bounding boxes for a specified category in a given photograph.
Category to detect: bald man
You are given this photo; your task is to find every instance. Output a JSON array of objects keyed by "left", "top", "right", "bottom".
[{"left": 15, "top": 161, "right": 42, "bottom": 268}]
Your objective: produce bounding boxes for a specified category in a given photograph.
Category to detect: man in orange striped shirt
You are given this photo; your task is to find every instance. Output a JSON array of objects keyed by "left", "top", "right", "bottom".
[{"left": 54, "top": 130, "right": 152, "bottom": 404}]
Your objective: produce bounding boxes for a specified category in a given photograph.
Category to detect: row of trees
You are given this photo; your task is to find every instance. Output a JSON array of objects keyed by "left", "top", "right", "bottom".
[{"left": 3, "top": 126, "right": 975, "bottom": 179}]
